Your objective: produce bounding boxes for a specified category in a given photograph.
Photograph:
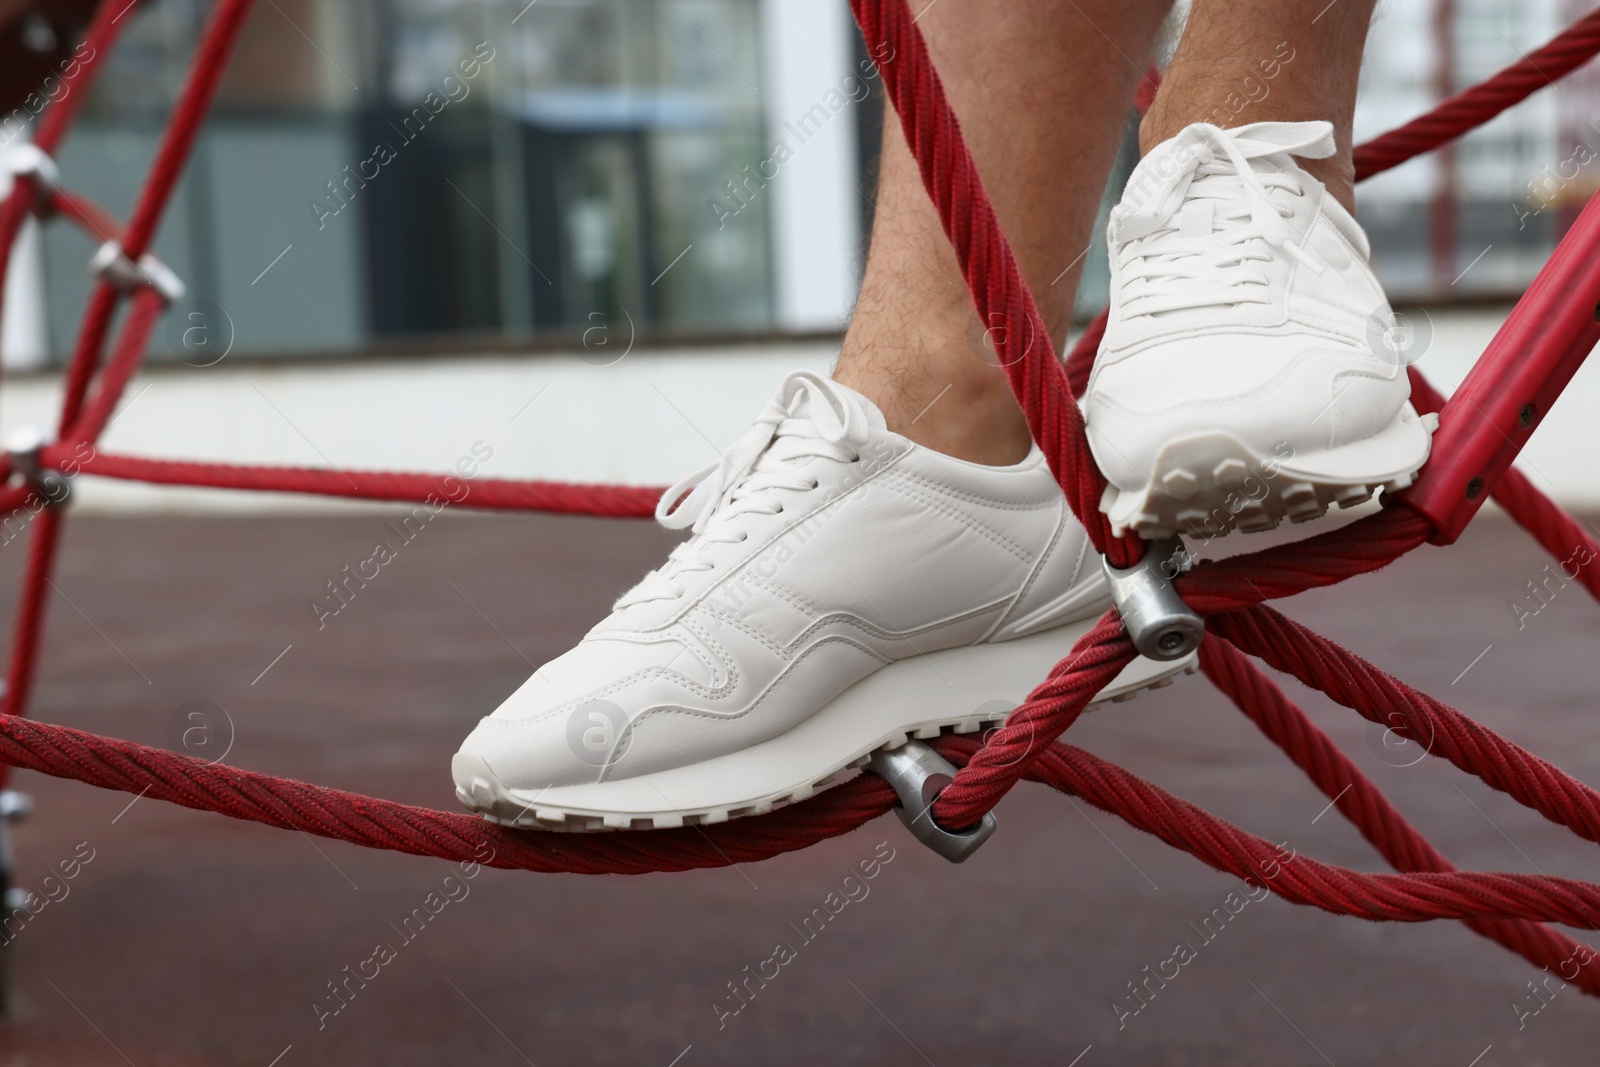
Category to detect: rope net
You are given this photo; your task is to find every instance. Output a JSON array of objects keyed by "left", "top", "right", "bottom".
[{"left": 1, "top": 0, "right": 1599, "bottom": 995}]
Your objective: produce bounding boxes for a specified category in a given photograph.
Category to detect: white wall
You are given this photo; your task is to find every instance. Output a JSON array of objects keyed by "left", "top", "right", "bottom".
[
  {"left": 0, "top": 213, "right": 49, "bottom": 372},
  {"left": 0, "top": 304, "right": 1595, "bottom": 516},
  {"left": 0, "top": 341, "right": 837, "bottom": 513},
  {"left": 758, "top": 0, "right": 862, "bottom": 332}
]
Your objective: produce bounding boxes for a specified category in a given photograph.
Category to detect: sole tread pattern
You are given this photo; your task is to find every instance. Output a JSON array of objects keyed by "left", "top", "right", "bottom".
[{"left": 1102, "top": 413, "right": 1439, "bottom": 541}]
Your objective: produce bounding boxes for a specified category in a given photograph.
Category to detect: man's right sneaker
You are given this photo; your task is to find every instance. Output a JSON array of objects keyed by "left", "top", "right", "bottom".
[
  {"left": 1084, "top": 120, "right": 1437, "bottom": 541},
  {"left": 452, "top": 371, "right": 1195, "bottom": 831}
]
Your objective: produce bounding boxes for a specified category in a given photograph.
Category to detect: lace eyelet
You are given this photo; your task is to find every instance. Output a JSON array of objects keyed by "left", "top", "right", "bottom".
[
  {"left": 850, "top": 453, "right": 862, "bottom": 464},
  {"left": 775, "top": 504, "right": 785, "bottom": 514},
  {"left": 809, "top": 479, "right": 821, "bottom": 490}
]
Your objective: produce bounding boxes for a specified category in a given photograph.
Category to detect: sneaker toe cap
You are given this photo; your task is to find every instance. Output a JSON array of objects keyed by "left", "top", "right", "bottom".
[
  {"left": 1085, "top": 337, "right": 1407, "bottom": 485},
  {"left": 454, "top": 635, "right": 714, "bottom": 792}
]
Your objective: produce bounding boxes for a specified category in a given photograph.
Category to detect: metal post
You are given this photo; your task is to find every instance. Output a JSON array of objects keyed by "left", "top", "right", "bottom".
[
  {"left": 1430, "top": 0, "right": 1459, "bottom": 293},
  {"left": 0, "top": 788, "right": 32, "bottom": 1017}
]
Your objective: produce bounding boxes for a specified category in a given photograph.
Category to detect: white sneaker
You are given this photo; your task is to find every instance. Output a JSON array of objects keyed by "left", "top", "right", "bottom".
[
  {"left": 452, "top": 370, "right": 1193, "bottom": 830},
  {"left": 1085, "top": 121, "right": 1437, "bottom": 540}
]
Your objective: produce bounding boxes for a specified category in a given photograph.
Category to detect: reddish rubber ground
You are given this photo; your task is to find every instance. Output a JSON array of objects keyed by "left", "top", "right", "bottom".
[{"left": 1, "top": 510, "right": 1596, "bottom": 1065}]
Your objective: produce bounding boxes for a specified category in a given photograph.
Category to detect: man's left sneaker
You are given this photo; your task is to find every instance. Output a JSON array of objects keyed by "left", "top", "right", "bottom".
[
  {"left": 1084, "top": 120, "right": 1437, "bottom": 541},
  {"left": 452, "top": 370, "right": 1194, "bottom": 831}
]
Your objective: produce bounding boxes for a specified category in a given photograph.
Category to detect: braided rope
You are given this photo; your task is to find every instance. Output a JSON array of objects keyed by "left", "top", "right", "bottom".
[
  {"left": 41, "top": 448, "right": 663, "bottom": 518},
  {"left": 1213, "top": 604, "right": 1600, "bottom": 845},
  {"left": 1355, "top": 6, "right": 1600, "bottom": 180},
  {"left": 0, "top": 711, "right": 893, "bottom": 874},
  {"left": 939, "top": 734, "right": 1600, "bottom": 928},
  {"left": 1201, "top": 635, "right": 1600, "bottom": 996},
  {"left": 0, "top": 1, "right": 1597, "bottom": 1008},
  {"left": 847, "top": 0, "right": 1143, "bottom": 569}
]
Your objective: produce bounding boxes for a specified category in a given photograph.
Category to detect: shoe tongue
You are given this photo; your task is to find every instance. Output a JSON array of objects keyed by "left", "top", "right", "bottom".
[{"left": 1116, "top": 121, "right": 1336, "bottom": 239}]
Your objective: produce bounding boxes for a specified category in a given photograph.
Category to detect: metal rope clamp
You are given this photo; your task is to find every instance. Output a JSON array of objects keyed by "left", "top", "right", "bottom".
[
  {"left": 0, "top": 785, "right": 31, "bottom": 1017},
  {"left": 867, "top": 740, "right": 996, "bottom": 863},
  {"left": 2, "top": 143, "right": 60, "bottom": 217},
  {"left": 7, "top": 425, "right": 72, "bottom": 508},
  {"left": 1103, "top": 537, "right": 1204, "bottom": 661},
  {"left": 89, "top": 240, "right": 186, "bottom": 305},
  {"left": 1, "top": 788, "right": 33, "bottom": 912}
]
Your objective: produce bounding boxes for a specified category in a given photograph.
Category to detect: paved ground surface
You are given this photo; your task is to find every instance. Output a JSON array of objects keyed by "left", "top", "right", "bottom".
[{"left": 0, "top": 509, "right": 1598, "bottom": 1066}]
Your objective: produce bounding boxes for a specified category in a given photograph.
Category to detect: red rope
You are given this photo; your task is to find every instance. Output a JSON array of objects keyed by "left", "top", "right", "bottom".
[
  {"left": 1201, "top": 635, "right": 1600, "bottom": 997},
  {"left": 121, "top": 0, "right": 256, "bottom": 258},
  {"left": 47, "top": 449, "right": 662, "bottom": 517},
  {"left": 1063, "top": 314, "right": 1104, "bottom": 399},
  {"left": 46, "top": 188, "right": 128, "bottom": 245},
  {"left": 1409, "top": 368, "right": 1600, "bottom": 602},
  {"left": 1, "top": 0, "right": 1600, "bottom": 998},
  {"left": 0, "top": 0, "right": 132, "bottom": 364},
  {"left": 1213, "top": 604, "right": 1600, "bottom": 846},
  {"left": 0, "top": 506, "right": 66, "bottom": 790},
  {"left": 11, "top": 695, "right": 1600, "bottom": 932},
  {"left": 0, "top": 711, "right": 891, "bottom": 874},
  {"left": 930, "top": 501, "right": 1429, "bottom": 826},
  {"left": 31, "top": 0, "right": 133, "bottom": 156},
  {"left": 848, "top": 0, "right": 1143, "bottom": 568},
  {"left": 943, "top": 733, "right": 1600, "bottom": 928},
  {"left": 67, "top": 289, "right": 164, "bottom": 445},
  {"left": 1355, "top": 7, "right": 1600, "bottom": 181},
  {"left": 933, "top": 612, "right": 1137, "bottom": 828}
]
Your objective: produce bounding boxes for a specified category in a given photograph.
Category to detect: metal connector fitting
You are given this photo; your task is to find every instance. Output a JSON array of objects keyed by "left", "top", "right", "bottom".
[
  {"left": 0, "top": 792, "right": 31, "bottom": 823},
  {"left": 90, "top": 240, "right": 186, "bottom": 304},
  {"left": 0, "top": 786, "right": 16, "bottom": 1017},
  {"left": 1104, "top": 538, "right": 1204, "bottom": 661},
  {"left": 7, "top": 425, "right": 71, "bottom": 507},
  {"left": 3, "top": 143, "right": 59, "bottom": 192},
  {"left": 867, "top": 740, "right": 996, "bottom": 863}
]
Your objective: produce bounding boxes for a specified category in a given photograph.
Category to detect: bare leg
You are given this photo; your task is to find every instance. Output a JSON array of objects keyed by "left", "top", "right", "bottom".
[
  {"left": 835, "top": 1, "right": 1173, "bottom": 466},
  {"left": 1142, "top": 0, "right": 1379, "bottom": 213}
]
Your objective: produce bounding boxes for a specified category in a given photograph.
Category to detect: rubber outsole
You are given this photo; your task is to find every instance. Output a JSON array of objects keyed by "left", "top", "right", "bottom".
[
  {"left": 452, "top": 620, "right": 1197, "bottom": 833},
  {"left": 1099, "top": 406, "right": 1439, "bottom": 541}
]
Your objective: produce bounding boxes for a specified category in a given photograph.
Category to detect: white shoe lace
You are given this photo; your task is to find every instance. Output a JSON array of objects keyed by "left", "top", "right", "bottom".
[
  {"left": 616, "top": 371, "right": 871, "bottom": 608},
  {"left": 1109, "top": 121, "right": 1338, "bottom": 320}
]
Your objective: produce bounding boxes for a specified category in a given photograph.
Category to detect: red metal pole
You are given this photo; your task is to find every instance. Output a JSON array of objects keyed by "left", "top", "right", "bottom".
[
  {"left": 0, "top": 0, "right": 261, "bottom": 752},
  {"left": 0, "top": 507, "right": 64, "bottom": 787},
  {"left": 1401, "top": 181, "right": 1600, "bottom": 541},
  {"left": 0, "top": 0, "right": 133, "bottom": 368}
]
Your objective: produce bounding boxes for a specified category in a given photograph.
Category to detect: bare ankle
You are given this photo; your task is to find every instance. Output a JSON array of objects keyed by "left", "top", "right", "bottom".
[{"left": 834, "top": 359, "right": 1033, "bottom": 467}]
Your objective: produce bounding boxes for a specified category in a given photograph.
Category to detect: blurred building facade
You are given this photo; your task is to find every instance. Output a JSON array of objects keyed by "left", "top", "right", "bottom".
[
  {"left": 2, "top": 0, "right": 1599, "bottom": 366},
  {"left": 1355, "top": 0, "right": 1600, "bottom": 297}
]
